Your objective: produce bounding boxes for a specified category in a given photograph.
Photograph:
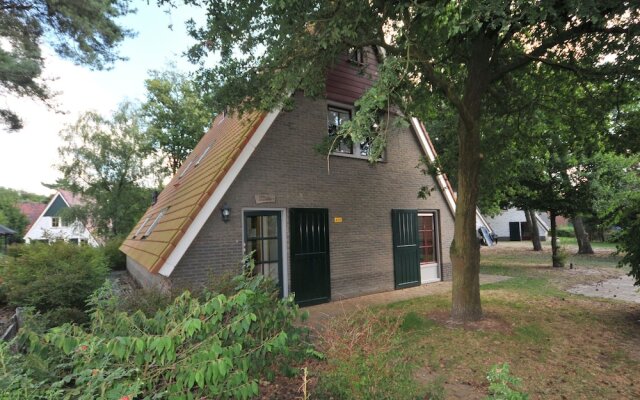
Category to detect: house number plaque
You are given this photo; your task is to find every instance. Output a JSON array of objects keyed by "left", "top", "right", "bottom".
[{"left": 254, "top": 194, "right": 276, "bottom": 204}]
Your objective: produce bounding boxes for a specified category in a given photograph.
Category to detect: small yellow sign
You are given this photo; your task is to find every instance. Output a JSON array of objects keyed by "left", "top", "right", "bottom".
[{"left": 334, "top": 217, "right": 343, "bottom": 223}]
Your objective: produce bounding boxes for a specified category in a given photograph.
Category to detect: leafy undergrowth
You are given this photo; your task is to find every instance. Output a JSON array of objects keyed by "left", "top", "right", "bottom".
[
  {"left": 0, "top": 262, "right": 318, "bottom": 400},
  {"left": 312, "top": 246, "right": 640, "bottom": 399}
]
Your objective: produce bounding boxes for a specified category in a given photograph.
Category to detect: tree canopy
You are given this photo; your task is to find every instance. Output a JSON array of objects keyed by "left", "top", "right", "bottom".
[
  {"left": 142, "top": 68, "right": 213, "bottom": 175},
  {"left": 56, "top": 102, "right": 160, "bottom": 237},
  {"left": 0, "top": 0, "right": 135, "bottom": 131}
]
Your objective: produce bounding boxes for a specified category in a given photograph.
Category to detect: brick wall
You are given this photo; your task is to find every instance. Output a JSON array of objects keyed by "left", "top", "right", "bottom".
[{"left": 170, "top": 94, "right": 455, "bottom": 299}]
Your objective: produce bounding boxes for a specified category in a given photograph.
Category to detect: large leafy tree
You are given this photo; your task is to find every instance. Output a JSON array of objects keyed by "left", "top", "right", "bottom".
[
  {"left": 0, "top": 0, "right": 134, "bottom": 131},
  {"left": 0, "top": 187, "right": 29, "bottom": 236},
  {"left": 165, "top": 0, "right": 640, "bottom": 321},
  {"left": 142, "top": 69, "right": 213, "bottom": 175},
  {"left": 57, "top": 102, "right": 160, "bottom": 237}
]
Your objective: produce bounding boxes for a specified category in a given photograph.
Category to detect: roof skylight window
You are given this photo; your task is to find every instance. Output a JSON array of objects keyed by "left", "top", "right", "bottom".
[
  {"left": 196, "top": 145, "right": 212, "bottom": 165},
  {"left": 179, "top": 160, "right": 194, "bottom": 178},
  {"left": 142, "top": 208, "right": 167, "bottom": 239},
  {"left": 132, "top": 217, "right": 149, "bottom": 239}
]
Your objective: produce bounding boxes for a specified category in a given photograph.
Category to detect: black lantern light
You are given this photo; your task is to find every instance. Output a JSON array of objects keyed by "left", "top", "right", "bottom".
[{"left": 220, "top": 203, "right": 231, "bottom": 222}]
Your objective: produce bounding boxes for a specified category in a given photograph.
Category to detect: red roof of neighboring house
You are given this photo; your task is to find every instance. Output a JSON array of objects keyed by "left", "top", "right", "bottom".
[
  {"left": 18, "top": 202, "right": 47, "bottom": 232},
  {"left": 58, "top": 189, "right": 85, "bottom": 207}
]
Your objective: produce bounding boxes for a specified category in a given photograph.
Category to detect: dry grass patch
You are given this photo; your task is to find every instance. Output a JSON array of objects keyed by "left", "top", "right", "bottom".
[{"left": 309, "top": 244, "right": 640, "bottom": 399}]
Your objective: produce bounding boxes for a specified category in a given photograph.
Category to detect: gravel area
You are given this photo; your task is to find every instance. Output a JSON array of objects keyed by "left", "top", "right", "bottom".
[{"left": 568, "top": 275, "right": 640, "bottom": 303}]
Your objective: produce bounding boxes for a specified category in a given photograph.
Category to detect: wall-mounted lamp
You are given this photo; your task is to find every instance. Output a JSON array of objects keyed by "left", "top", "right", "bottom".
[{"left": 220, "top": 203, "right": 231, "bottom": 223}]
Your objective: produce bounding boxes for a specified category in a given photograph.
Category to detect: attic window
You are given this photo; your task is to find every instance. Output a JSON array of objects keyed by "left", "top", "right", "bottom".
[
  {"left": 327, "top": 105, "right": 383, "bottom": 160},
  {"left": 195, "top": 145, "right": 211, "bottom": 165},
  {"left": 349, "top": 48, "right": 364, "bottom": 65},
  {"left": 132, "top": 217, "right": 150, "bottom": 239},
  {"left": 179, "top": 160, "right": 194, "bottom": 178},
  {"left": 328, "top": 106, "right": 353, "bottom": 154},
  {"left": 142, "top": 209, "right": 167, "bottom": 239}
]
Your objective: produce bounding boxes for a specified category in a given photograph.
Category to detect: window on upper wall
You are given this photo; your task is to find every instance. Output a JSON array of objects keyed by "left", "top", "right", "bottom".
[
  {"left": 327, "top": 105, "right": 379, "bottom": 159},
  {"left": 51, "top": 217, "right": 62, "bottom": 227},
  {"left": 328, "top": 106, "right": 353, "bottom": 154},
  {"left": 349, "top": 48, "right": 364, "bottom": 65}
]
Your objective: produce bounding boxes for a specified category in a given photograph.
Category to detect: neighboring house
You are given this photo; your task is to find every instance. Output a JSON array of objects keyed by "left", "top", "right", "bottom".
[
  {"left": 24, "top": 190, "right": 99, "bottom": 246},
  {"left": 121, "top": 49, "right": 491, "bottom": 305},
  {"left": 18, "top": 202, "right": 47, "bottom": 233},
  {"left": 485, "top": 208, "right": 550, "bottom": 241}
]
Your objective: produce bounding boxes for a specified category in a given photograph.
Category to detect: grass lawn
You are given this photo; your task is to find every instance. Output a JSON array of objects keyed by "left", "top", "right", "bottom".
[
  {"left": 311, "top": 243, "right": 640, "bottom": 399},
  {"left": 557, "top": 236, "right": 618, "bottom": 250}
]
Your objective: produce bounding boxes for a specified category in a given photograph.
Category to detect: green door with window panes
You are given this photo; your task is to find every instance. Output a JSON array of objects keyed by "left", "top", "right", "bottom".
[
  {"left": 244, "top": 211, "right": 283, "bottom": 295},
  {"left": 392, "top": 209, "right": 421, "bottom": 289}
]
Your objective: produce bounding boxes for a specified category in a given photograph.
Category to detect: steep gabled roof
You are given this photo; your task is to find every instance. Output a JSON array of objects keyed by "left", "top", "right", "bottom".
[{"left": 120, "top": 110, "right": 271, "bottom": 274}]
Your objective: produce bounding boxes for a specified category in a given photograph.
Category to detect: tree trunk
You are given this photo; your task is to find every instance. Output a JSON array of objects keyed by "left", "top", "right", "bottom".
[
  {"left": 450, "top": 35, "right": 493, "bottom": 322},
  {"left": 528, "top": 209, "right": 542, "bottom": 251},
  {"left": 550, "top": 210, "right": 564, "bottom": 268},
  {"left": 572, "top": 215, "right": 594, "bottom": 254}
]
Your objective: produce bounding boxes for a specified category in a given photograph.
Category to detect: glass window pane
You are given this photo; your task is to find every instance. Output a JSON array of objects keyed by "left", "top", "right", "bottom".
[
  {"left": 260, "top": 262, "right": 280, "bottom": 283},
  {"left": 260, "top": 215, "right": 277, "bottom": 237},
  {"left": 259, "top": 238, "right": 279, "bottom": 262}
]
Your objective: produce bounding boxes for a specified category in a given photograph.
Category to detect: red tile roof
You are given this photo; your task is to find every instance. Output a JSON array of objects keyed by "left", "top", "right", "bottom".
[
  {"left": 120, "top": 111, "right": 267, "bottom": 273},
  {"left": 18, "top": 202, "right": 47, "bottom": 232}
]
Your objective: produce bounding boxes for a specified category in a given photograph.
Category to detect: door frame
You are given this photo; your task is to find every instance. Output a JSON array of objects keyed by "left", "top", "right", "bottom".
[
  {"left": 418, "top": 210, "right": 442, "bottom": 283},
  {"left": 242, "top": 208, "right": 289, "bottom": 297}
]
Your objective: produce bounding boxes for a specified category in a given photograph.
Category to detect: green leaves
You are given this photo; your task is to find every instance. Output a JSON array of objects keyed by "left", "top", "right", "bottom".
[
  {"left": 1, "top": 0, "right": 135, "bottom": 131},
  {"left": 142, "top": 68, "right": 212, "bottom": 175},
  {"left": 57, "top": 102, "right": 160, "bottom": 237},
  {"left": 3, "top": 264, "right": 312, "bottom": 399}
]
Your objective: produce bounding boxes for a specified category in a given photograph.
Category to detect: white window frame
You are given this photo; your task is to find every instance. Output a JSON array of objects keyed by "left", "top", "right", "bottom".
[
  {"left": 327, "top": 101, "right": 385, "bottom": 161},
  {"left": 418, "top": 212, "right": 439, "bottom": 266},
  {"left": 133, "top": 217, "right": 150, "bottom": 239},
  {"left": 51, "top": 216, "right": 61, "bottom": 228},
  {"left": 241, "top": 208, "right": 289, "bottom": 297},
  {"left": 142, "top": 209, "right": 167, "bottom": 239},
  {"left": 179, "top": 160, "right": 194, "bottom": 178},
  {"left": 195, "top": 145, "right": 211, "bottom": 165}
]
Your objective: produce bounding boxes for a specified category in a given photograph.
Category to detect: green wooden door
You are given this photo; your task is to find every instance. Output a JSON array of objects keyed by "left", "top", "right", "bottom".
[
  {"left": 290, "top": 208, "right": 330, "bottom": 306},
  {"left": 392, "top": 209, "right": 421, "bottom": 289}
]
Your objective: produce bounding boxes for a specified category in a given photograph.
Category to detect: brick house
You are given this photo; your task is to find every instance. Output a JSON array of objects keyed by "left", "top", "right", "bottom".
[{"left": 121, "top": 51, "right": 484, "bottom": 306}]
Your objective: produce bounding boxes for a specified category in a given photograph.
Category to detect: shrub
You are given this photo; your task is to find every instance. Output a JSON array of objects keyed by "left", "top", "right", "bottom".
[
  {"left": 1, "top": 242, "right": 108, "bottom": 325},
  {"left": 102, "top": 235, "right": 127, "bottom": 270},
  {"left": 116, "top": 286, "right": 173, "bottom": 317},
  {"left": 486, "top": 363, "right": 529, "bottom": 400},
  {"left": 1, "top": 256, "right": 312, "bottom": 399},
  {"left": 555, "top": 226, "right": 574, "bottom": 238}
]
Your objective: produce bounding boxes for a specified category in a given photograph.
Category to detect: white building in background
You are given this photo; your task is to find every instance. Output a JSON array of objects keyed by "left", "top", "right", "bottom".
[
  {"left": 23, "top": 190, "right": 99, "bottom": 246},
  {"left": 485, "top": 208, "right": 550, "bottom": 241}
]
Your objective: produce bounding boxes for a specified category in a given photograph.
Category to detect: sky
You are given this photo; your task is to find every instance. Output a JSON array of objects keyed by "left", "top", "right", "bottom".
[{"left": 0, "top": 1, "right": 204, "bottom": 196}]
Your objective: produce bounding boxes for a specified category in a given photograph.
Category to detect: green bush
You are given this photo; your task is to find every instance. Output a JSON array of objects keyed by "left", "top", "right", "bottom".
[
  {"left": 486, "top": 363, "right": 529, "bottom": 400},
  {"left": 102, "top": 235, "right": 127, "bottom": 270},
  {"left": 555, "top": 226, "right": 574, "bottom": 238},
  {"left": 0, "top": 256, "right": 312, "bottom": 399},
  {"left": 1, "top": 242, "right": 109, "bottom": 325},
  {"left": 116, "top": 286, "right": 173, "bottom": 317}
]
